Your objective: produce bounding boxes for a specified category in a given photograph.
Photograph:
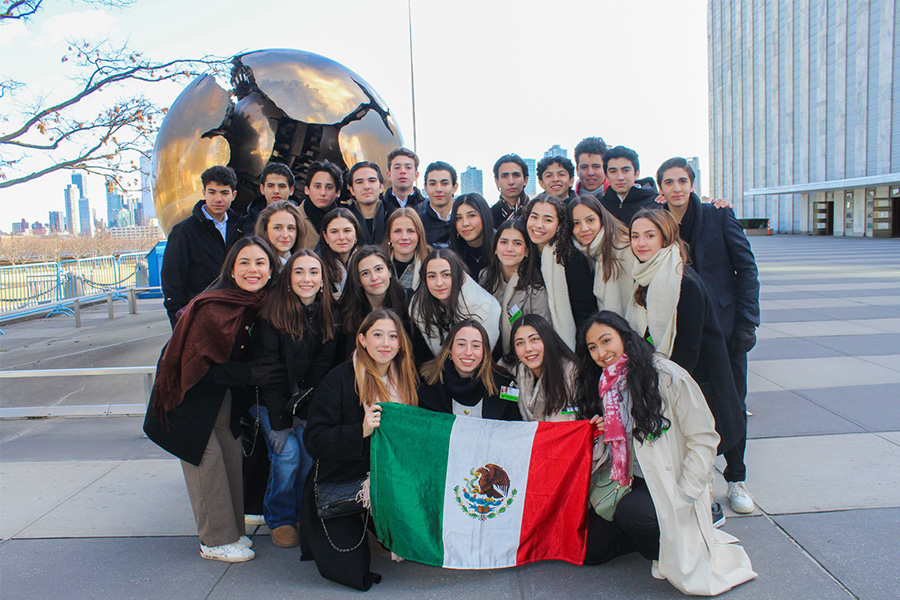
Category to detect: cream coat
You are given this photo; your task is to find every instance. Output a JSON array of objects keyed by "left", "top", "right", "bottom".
[{"left": 634, "top": 357, "right": 756, "bottom": 596}]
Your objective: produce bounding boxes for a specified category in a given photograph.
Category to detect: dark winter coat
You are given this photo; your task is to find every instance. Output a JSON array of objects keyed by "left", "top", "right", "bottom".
[
  {"left": 251, "top": 304, "right": 338, "bottom": 430},
  {"left": 143, "top": 324, "right": 255, "bottom": 466},
  {"left": 676, "top": 194, "right": 760, "bottom": 339},
  {"left": 670, "top": 267, "right": 745, "bottom": 453},
  {"left": 600, "top": 185, "right": 661, "bottom": 226},
  {"left": 383, "top": 187, "right": 427, "bottom": 215},
  {"left": 349, "top": 200, "right": 387, "bottom": 246},
  {"left": 161, "top": 200, "right": 242, "bottom": 327},
  {"left": 417, "top": 367, "right": 522, "bottom": 422},
  {"left": 416, "top": 200, "right": 451, "bottom": 248},
  {"left": 303, "top": 361, "right": 371, "bottom": 485}
]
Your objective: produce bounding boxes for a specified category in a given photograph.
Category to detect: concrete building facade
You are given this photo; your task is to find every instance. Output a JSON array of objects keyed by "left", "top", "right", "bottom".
[
  {"left": 708, "top": 0, "right": 900, "bottom": 237},
  {"left": 460, "top": 166, "right": 484, "bottom": 196}
]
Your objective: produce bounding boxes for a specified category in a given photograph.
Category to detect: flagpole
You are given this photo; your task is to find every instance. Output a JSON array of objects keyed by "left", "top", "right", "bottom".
[{"left": 407, "top": 0, "right": 418, "bottom": 153}]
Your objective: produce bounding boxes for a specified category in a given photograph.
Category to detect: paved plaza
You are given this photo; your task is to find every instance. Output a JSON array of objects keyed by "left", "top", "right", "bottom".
[{"left": 1, "top": 234, "right": 898, "bottom": 599}]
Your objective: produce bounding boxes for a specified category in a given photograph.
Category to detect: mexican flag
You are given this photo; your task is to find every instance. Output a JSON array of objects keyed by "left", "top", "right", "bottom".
[{"left": 370, "top": 403, "right": 594, "bottom": 569}]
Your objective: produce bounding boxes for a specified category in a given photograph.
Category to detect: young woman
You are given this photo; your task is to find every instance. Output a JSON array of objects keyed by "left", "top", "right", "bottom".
[
  {"left": 409, "top": 248, "right": 501, "bottom": 361},
  {"left": 626, "top": 208, "right": 749, "bottom": 519},
  {"left": 339, "top": 246, "right": 411, "bottom": 359},
  {"left": 318, "top": 207, "right": 363, "bottom": 301},
  {"left": 144, "top": 237, "right": 282, "bottom": 564},
  {"left": 449, "top": 193, "right": 495, "bottom": 281},
  {"left": 575, "top": 311, "right": 756, "bottom": 595},
  {"left": 522, "top": 194, "right": 597, "bottom": 349},
  {"left": 302, "top": 309, "right": 418, "bottom": 591},
  {"left": 478, "top": 219, "right": 550, "bottom": 356},
  {"left": 419, "top": 319, "right": 520, "bottom": 421},
  {"left": 569, "top": 195, "right": 635, "bottom": 317},
  {"left": 254, "top": 201, "right": 307, "bottom": 264},
  {"left": 251, "top": 250, "right": 338, "bottom": 549},
  {"left": 381, "top": 207, "right": 430, "bottom": 290},
  {"left": 507, "top": 314, "right": 578, "bottom": 421}
]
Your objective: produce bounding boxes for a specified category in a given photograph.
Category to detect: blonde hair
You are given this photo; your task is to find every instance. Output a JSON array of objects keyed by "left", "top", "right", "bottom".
[{"left": 354, "top": 309, "right": 418, "bottom": 407}]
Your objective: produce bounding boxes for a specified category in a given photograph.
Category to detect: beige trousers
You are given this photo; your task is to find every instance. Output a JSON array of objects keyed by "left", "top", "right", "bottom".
[{"left": 181, "top": 392, "right": 246, "bottom": 547}]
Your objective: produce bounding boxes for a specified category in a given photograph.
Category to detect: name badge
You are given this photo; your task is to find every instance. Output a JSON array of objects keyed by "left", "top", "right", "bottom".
[
  {"left": 508, "top": 304, "right": 523, "bottom": 324},
  {"left": 499, "top": 386, "right": 520, "bottom": 402},
  {"left": 560, "top": 405, "right": 578, "bottom": 415}
]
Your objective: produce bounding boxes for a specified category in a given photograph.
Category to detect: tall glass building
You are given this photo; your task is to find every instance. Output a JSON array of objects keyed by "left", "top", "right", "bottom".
[{"left": 708, "top": 0, "right": 900, "bottom": 237}]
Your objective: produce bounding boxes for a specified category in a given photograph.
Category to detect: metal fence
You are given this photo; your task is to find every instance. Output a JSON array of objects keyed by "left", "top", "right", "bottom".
[{"left": 0, "top": 253, "right": 149, "bottom": 314}]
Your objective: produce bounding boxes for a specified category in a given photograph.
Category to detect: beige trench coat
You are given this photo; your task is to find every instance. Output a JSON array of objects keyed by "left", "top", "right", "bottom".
[{"left": 634, "top": 357, "right": 757, "bottom": 595}]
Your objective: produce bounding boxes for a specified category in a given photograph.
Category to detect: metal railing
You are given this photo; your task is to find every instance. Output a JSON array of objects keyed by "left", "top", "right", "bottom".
[
  {"left": 0, "top": 253, "right": 149, "bottom": 314},
  {"left": 0, "top": 366, "right": 156, "bottom": 419}
]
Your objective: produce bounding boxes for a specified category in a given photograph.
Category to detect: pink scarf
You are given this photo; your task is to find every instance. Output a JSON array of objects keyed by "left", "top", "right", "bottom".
[{"left": 598, "top": 353, "right": 631, "bottom": 487}]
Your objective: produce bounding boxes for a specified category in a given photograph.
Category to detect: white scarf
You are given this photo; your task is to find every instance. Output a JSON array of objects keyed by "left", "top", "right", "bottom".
[
  {"left": 625, "top": 244, "right": 682, "bottom": 358},
  {"left": 412, "top": 275, "right": 501, "bottom": 357},
  {"left": 574, "top": 229, "right": 635, "bottom": 317},
  {"left": 499, "top": 271, "right": 520, "bottom": 356},
  {"left": 541, "top": 243, "right": 576, "bottom": 349}
]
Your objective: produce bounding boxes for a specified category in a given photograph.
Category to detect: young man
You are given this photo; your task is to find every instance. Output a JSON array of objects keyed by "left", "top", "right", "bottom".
[
  {"left": 416, "top": 161, "right": 458, "bottom": 248},
  {"left": 301, "top": 160, "right": 342, "bottom": 249},
  {"left": 600, "top": 145, "right": 660, "bottom": 224},
  {"left": 383, "top": 147, "right": 427, "bottom": 214},
  {"left": 574, "top": 137, "right": 608, "bottom": 198},
  {"left": 347, "top": 160, "right": 387, "bottom": 245},
  {"left": 490, "top": 153, "right": 529, "bottom": 225},
  {"left": 658, "top": 157, "right": 760, "bottom": 517},
  {"left": 161, "top": 165, "right": 242, "bottom": 327},
  {"left": 537, "top": 156, "right": 577, "bottom": 203},
  {"left": 240, "top": 163, "right": 300, "bottom": 234}
]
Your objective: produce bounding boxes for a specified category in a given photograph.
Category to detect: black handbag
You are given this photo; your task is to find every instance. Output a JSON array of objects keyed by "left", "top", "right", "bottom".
[{"left": 313, "top": 461, "right": 369, "bottom": 552}]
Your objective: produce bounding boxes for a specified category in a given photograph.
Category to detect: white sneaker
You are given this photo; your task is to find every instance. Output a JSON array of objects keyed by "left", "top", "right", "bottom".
[
  {"left": 200, "top": 542, "right": 255, "bottom": 563},
  {"left": 727, "top": 482, "right": 754, "bottom": 514},
  {"left": 235, "top": 535, "right": 253, "bottom": 549},
  {"left": 244, "top": 514, "right": 265, "bottom": 527}
]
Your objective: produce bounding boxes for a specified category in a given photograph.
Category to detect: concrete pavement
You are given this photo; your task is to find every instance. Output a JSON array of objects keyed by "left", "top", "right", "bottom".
[{"left": 1, "top": 234, "right": 899, "bottom": 599}]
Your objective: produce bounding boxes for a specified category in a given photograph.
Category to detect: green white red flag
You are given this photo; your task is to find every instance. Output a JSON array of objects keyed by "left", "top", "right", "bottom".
[{"left": 370, "top": 403, "right": 594, "bottom": 569}]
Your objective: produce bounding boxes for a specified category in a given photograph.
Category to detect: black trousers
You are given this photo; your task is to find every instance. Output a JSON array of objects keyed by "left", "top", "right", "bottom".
[
  {"left": 299, "top": 471, "right": 381, "bottom": 591},
  {"left": 584, "top": 477, "right": 660, "bottom": 565}
]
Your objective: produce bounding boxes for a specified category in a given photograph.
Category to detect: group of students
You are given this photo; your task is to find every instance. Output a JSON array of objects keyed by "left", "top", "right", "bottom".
[{"left": 147, "top": 139, "right": 760, "bottom": 595}]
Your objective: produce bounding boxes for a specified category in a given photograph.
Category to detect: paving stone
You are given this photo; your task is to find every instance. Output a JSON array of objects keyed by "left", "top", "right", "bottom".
[
  {"left": 774, "top": 509, "right": 900, "bottom": 600},
  {"left": 750, "top": 356, "right": 900, "bottom": 390},
  {"left": 0, "top": 416, "right": 158, "bottom": 462},
  {"left": 745, "top": 433, "right": 900, "bottom": 514},
  {"left": 749, "top": 338, "right": 842, "bottom": 361},
  {"left": 745, "top": 390, "right": 862, "bottom": 438},
  {"left": 802, "top": 334, "right": 900, "bottom": 356},
  {"left": 0, "top": 537, "right": 226, "bottom": 600},
  {"left": 794, "top": 384, "right": 900, "bottom": 433}
]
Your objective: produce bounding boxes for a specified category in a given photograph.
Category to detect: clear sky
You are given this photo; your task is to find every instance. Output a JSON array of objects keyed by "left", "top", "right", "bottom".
[{"left": 0, "top": 0, "right": 710, "bottom": 230}]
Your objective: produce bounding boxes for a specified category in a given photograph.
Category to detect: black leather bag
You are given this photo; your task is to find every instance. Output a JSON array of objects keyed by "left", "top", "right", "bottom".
[{"left": 314, "top": 461, "right": 367, "bottom": 519}]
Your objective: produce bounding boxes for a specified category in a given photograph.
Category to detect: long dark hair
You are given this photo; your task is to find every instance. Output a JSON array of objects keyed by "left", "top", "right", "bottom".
[
  {"left": 318, "top": 207, "right": 363, "bottom": 287},
  {"left": 509, "top": 314, "right": 576, "bottom": 416},
  {"left": 213, "top": 236, "right": 279, "bottom": 291},
  {"left": 341, "top": 245, "right": 409, "bottom": 336},
  {"left": 478, "top": 218, "right": 545, "bottom": 294},
  {"left": 410, "top": 248, "right": 469, "bottom": 340},
  {"left": 420, "top": 318, "right": 510, "bottom": 396},
  {"left": 574, "top": 311, "right": 669, "bottom": 442},
  {"left": 568, "top": 195, "right": 629, "bottom": 282},
  {"left": 259, "top": 249, "right": 335, "bottom": 341},
  {"left": 450, "top": 193, "right": 495, "bottom": 258},
  {"left": 521, "top": 193, "right": 573, "bottom": 264}
]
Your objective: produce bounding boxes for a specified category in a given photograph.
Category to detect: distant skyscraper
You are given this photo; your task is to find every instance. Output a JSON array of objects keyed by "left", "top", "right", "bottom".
[
  {"left": 79, "top": 195, "right": 93, "bottom": 236},
  {"left": 524, "top": 158, "right": 537, "bottom": 196},
  {"left": 543, "top": 145, "right": 567, "bottom": 159},
  {"left": 140, "top": 155, "right": 157, "bottom": 220},
  {"left": 687, "top": 157, "right": 702, "bottom": 197},
  {"left": 71, "top": 172, "right": 86, "bottom": 199},
  {"left": 64, "top": 184, "right": 80, "bottom": 235},
  {"left": 11, "top": 219, "right": 27, "bottom": 234},
  {"left": 134, "top": 199, "right": 145, "bottom": 226},
  {"left": 460, "top": 166, "right": 483, "bottom": 196},
  {"left": 49, "top": 211, "right": 61, "bottom": 233},
  {"left": 105, "top": 176, "right": 124, "bottom": 227}
]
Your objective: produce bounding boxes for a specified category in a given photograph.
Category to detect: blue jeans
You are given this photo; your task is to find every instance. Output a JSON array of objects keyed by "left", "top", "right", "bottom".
[{"left": 250, "top": 405, "right": 313, "bottom": 529}]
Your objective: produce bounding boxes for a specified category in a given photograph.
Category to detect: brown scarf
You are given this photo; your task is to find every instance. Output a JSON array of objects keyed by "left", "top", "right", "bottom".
[{"left": 152, "top": 288, "right": 266, "bottom": 418}]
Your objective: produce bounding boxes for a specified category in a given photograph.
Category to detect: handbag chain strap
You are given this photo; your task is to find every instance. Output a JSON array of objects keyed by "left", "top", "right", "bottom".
[{"left": 314, "top": 460, "right": 370, "bottom": 553}]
